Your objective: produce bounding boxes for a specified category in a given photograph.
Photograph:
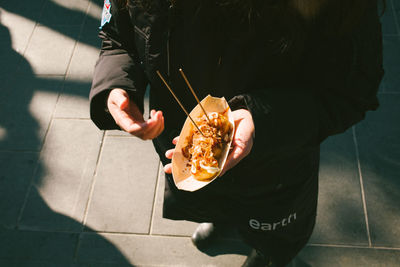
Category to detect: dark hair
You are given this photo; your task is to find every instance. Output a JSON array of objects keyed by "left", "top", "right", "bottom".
[
  {"left": 117, "top": 0, "right": 385, "bottom": 41},
  {"left": 118, "top": 0, "right": 385, "bottom": 22}
]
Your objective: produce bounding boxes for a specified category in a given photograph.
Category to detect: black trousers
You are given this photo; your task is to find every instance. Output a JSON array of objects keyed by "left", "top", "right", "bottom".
[{"left": 162, "top": 148, "right": 320, "bottom": 266}]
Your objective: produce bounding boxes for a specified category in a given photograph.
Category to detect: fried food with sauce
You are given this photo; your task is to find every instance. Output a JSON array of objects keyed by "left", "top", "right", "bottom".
[{"left": 182, "top": 111, "right": 233, "bottom": 181}]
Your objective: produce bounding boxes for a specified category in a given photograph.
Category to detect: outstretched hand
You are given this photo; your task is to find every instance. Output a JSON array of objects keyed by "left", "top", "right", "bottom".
[
  {"left": 163, "top": 109, "right": 255, "bottom": 176},
  {"left": 107, "top": 88, "right": 164, "bottom": 140}
]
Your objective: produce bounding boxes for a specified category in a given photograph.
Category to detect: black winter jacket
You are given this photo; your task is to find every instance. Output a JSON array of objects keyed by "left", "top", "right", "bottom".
[{"left": 89, "top": 0, "right": 383, "bottom": 214}]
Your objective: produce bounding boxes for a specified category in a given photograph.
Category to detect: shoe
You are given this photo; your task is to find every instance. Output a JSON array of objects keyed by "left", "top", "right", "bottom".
[
  {"left": 242, "top": 249, "right": 273, "bottom": 267},
  {"left": 191, "top": 223, "right": 219, "bottom": 250}
]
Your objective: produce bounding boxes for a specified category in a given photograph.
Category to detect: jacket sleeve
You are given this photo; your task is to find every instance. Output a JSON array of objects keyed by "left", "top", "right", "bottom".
[
  {"left": 230, "top": 1, "right": 383, "bottom": 158},
  {"left": 89, "top": 1, "right": 148, "bottom": 130}
]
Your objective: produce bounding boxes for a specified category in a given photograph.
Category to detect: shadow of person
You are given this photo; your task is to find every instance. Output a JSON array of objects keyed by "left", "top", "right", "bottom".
[
  {"left": 0, "top": 0, "right": 103, "bottom": 49},
  {"left": 0, "top": 16, "right": 135, "bottom": 267}
]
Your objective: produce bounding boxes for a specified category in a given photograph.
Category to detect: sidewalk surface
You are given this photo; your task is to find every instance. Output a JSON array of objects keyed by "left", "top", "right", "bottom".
[{"left": 1, "top": 1, "right": 400, "bottom": 266}]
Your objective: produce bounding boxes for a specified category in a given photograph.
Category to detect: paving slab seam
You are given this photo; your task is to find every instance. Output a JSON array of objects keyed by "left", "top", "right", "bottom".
[
  {"left": 64, "top": 0, "right": 92, "bottom": 79},
  {"left": 80, "top": 231, "right": 193, "bottom": 240},
  {"left": 5, "top": 228, "right": 82, "bottom": 234},
  {"left": 51, "top": 117, "right": 93, "bottom": 120},
  {"left": 15, "top": 85, "right": 66, "bottom": 228},
  {"left": 40, "top": 1, "right": 91, "bottom": 85},
  {"left": 351, "top": 127, "right": 372, "bottom": 247},
  {"left": 74, "top": 131, "right": 106, "bottom": 260},
  {"left": 388, "top": 0, "right": 400, "bottom": 34},
  {"left": 0, "top": 149, "right": 41, "bottom": 153},
  {"left": 9, "top": 15, "right": 39, "bottom": 75},
  {"left": 106, "top": 135, "right": 144, "bottom": 138},
  {"left": 308, "top": 243, "right": 400, "bottom": 251},
  {"left": 16, "top": 2, "right": 45, "bottom": 58},
  {"left": 81, "top": 231, "right": 241, "bottom": 242},
  {"left": 0, "top": 260, "right": 81, "bottom": 266},
  {"left": 34, "top": 74, "right": 69, "bottom": 78},
  {"left": 378, "top": 91, "right": 400, "bottom": 94},
  {"left": 149, "top": 161, "right": 163, "bottom": 235},
  {"left": 383, "top": 34, "right": 400, "bottom": 37},
  {"left": 76, "top": 260, "right": 135, "bottom": 265},
  {"left": 137, "top": 264, "right": 202, "bottom": 267},
  {"left": 146, "top": 233, "right": 242, "bottom": 242},
  {"left": 74, "top": 230, "right": 85, "bottom": 261},
  {"left": 81, "top": 130, "right": 106, "bottom": 227}
]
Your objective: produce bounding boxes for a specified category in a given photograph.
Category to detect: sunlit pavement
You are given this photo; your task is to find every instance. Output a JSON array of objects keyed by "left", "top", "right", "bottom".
[{"left": 0, "top": 1, "right": 399, "bottom": 266}]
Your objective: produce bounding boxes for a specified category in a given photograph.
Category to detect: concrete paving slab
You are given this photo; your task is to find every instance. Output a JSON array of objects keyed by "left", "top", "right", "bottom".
[
  {"left": 106, "top": 130, "right": 133, "bottom": 137},
  {"left": 19, "top": 119, "right": 103, "bottom": 232},
  {"left": 392, "top": 0, "right": 400, "bottom": 30},
  {"left": 0, "top": 152, "right": 38, "bottom": 229},
  {"left": 84, "top": 136, "right": 159, "bottom": 234},
  {"left": 0, "top": 75, "right": 64, "bottom": 151},
  {"left": 76, "top": 264, "right": 133, "bottom": 267},
  {"left": 380, "top": 1, "right": 399, "bottom": 35},
  {"left": 355, "top": 95, "right": 400, "bottom": 247},
  {"left": 0, "top": 261, "right": 72, "bottom": 267},
  {"left": 88, "top": 0, "right": 104, "bottom": 15},
  {"left": 0, "top": 0, "right": 46, "bottom": 26},
  {"left": 66, "top": 7, "right": 102, "bottom": 82},
  {"left": 382, "top": 36, "right": 400, "bottom": 92},
  {"left": 298, "top": 245, "right": 400, "bottom": 267},
  {"left": 77, "top": 0, "right": 104, "bottom": 50},
  {"left": 150, "top": 168, "right": 199, "bottom": 237},
  {"left": 0, "top": 9, "right": 36, "bottom": 56},
  {"left": 58, "top": 2, "right": 103, "bottom": 115},
  {"left": 39, "top": 0, "right": 90, "bottom": 26},
  {"left": 54, "top": 81, "right": 92, "bottom": 119},
  {"left": 0, "top": 229, "right": 78, "bottom": 263},
  {"left": 28, "top": 77, "right": 65, "bottom": 135},
  {"left": 66, "top": 41, "right": 99, "bottom": 82},
  {"left": 310, "top": 129, "right": 369, "bottom": 245},
  {"left": 77, "top": 232, "right": 250, "bottom": 267},
  {"left": 23, "top": 25, "right": 80, "bottom": 75}
]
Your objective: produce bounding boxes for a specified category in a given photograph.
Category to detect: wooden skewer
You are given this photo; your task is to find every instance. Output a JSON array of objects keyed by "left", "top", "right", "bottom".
[
  {"left": 156, "top": 70, "right": 205, "bottom": 137},
  {"left": 179, "top": 68, "right": 211, "bottom": 123}
]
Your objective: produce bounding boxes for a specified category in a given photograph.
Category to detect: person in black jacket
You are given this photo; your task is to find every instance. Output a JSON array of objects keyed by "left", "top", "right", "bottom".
[{"left": 89, "top": 0, "right": 384, "bottom": 266}]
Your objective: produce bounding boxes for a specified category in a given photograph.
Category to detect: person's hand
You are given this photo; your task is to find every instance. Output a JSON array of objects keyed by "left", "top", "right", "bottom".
[
  {"left": 220, "top": 109, "right": 254, "bottom": 176},
  {"left": 107, "top": 88, "right": 164, "bottom": 140},
  {"left": 163, "top": 109, "right": 255, "bottom": 176},
  {"left": 163, "top": 136, "right": 179, "bottom": 174}
]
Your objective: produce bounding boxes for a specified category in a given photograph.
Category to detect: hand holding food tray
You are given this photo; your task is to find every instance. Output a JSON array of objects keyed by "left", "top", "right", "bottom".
[
  {"left": 172, "top": 95, "right": 234, "bottom": 191},
  {"left": 157, "top": 70, "right": 235, "bottom": 192}
]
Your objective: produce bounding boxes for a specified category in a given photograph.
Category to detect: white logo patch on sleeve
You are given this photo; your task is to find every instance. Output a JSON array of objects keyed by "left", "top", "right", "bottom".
[{"left": 100, "top": 0, "right": 112, "bottom": 28}]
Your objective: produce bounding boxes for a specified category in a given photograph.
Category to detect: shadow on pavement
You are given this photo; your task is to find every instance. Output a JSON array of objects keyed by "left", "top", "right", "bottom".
[
  {"left": 0, "top": 0, "right": 103, "bottom": 48},
  {"left": 0, "top": 7, "right": 135, "bottom": 266}
]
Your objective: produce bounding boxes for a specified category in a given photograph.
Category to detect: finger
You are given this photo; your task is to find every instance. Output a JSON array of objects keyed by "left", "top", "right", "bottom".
[
  {"left": 109, "top": 88, "right": 129, "bottom": 109},
  {"left": 123, "top": 110, "right": 161, "bottom": 138},
  {"left": 220, "top": 144, "right": 245, "bottom": 176},
  {"left": 164, "top": 163, "right": 172, "bottom": 174},
  {"left": 112, "top": 107, "right": 142, "bottom": 133},
  {"left": 172, "top": 136, "right": 179, "bottom": 145},
  {"left": 108, "top": 89, "right": 147, "bottom": 133},
  {"left": 165, "top": 149, "right": 175, "bottom": 159},
  {"left": 139, "top": 111, "right": 164, "bottom": 139},
  {"left": 149, "top": 113, "right": 164, "bottom": 139}
]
